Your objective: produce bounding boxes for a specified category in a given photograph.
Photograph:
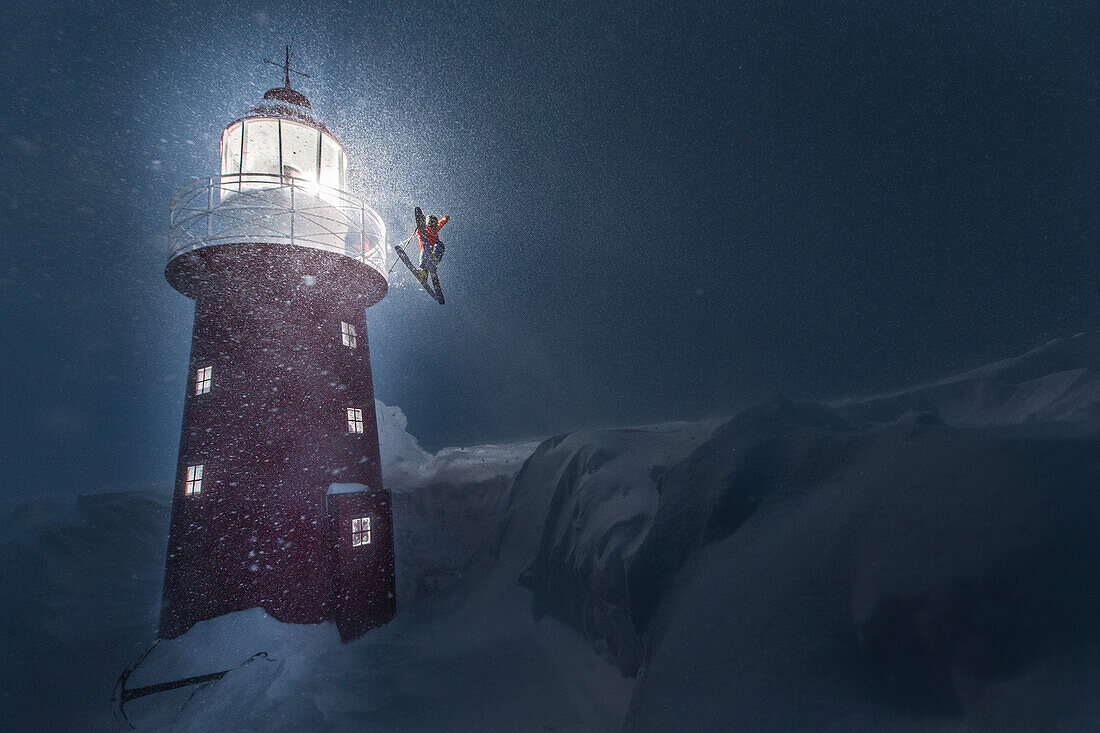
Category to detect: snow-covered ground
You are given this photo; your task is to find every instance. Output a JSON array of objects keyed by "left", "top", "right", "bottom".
[{"left": 2, "top": 334, "right": 1099, "bottom": 731}]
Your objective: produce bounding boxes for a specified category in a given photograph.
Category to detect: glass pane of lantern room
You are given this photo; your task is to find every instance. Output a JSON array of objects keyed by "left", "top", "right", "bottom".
[
  {"left": 220, "top": 122, "right": 243, "bottom": 195},
  {"left": 241, "top": 118, "right": 280, "bottom": 189},
  {"left": 221, "top": 123, "right": 243, "bottom": 177},
  {"left": 319, "top": 134, "right": 344, "bottom": 191},
  {"left": 281, "top": 121, "right": 320, "bottom": 183}
]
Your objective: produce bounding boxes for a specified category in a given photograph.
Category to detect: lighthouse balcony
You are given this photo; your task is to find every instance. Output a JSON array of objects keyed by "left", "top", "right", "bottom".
[{"left": 168, "top": 173, "right": 387, "bottom": 278}]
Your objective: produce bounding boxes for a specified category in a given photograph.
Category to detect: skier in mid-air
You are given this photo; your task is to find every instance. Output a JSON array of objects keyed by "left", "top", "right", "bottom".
[
  {"left": 414, "top": 207, "right": 448, "bottom": 280},
  {"left": 393, "top": 206, "right": 450, "bottom": 304}
]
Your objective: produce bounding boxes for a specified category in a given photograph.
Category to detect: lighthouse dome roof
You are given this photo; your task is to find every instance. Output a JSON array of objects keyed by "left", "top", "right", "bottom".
[
  {"left": 228, "top": 85, "right": 335, "bottom": 139},
  {"left": 263, "top": 85, "right": 311, "bottom": 108}
]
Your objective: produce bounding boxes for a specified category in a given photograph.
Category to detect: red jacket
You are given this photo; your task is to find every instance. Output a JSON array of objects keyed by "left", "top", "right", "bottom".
[{"left": 416, "top": 216, "right": 448, "bottom": 249}]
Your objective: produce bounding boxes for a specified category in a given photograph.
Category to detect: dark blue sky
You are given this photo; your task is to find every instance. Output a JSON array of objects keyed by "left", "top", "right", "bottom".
[{"left": 1, "top": 0, "right": 1097, "bottom": 496}]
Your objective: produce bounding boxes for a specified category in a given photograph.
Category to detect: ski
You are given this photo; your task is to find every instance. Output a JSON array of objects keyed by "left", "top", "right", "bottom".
[{"left": 394, "top": 244, "right": 445, "bottom": 305}]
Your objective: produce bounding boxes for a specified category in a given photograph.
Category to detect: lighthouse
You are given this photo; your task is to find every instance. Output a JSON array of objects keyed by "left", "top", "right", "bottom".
[{"left": 159, "top": 57, "right": 396, "bottom": 643}]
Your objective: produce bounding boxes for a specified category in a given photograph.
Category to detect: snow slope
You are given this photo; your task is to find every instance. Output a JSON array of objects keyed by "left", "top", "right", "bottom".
[
  {"left": 0, "top": 402, "right": 543, "bottom": 731},
  {"left": 2, "top": 340, "right": 1099, "bottom": 731},
  {"left": 511, "top": 421, "right": 721, "bottom": 674},
  {"left": 625, "top": 401, "right": 1100, "bottom": 731},
  {"left": 0, "top": 492, "right": 172, "bottom": 731}
]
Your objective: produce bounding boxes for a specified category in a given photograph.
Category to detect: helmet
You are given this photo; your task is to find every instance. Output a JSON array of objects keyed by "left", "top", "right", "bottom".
[{"left": 427, "top": 215, "right": 439, "bottom": 227}]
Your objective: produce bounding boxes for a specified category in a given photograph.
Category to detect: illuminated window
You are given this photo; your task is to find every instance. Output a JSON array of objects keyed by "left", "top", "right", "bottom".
[
  {"left": 241, "top": 118, "right": 280, "bottom": 180},
  {"left": 346, "top": 408, "right": 364, "bottom": 434},
  {"left": 341, "top": 321, "right": 357, "bottom": 349},
  {"left": 281, "top": 121, "right": 320, "bottom": 183},
  {"left": 221, "top": 122, "right": 243, "bottom": 189},
  {"left": 184, "top": 464, "right": 204, "bottom": 496},
  {"left": 221, "top": 118, "right": 347, "bottom": 193},
  {"left": 320, "top": 134, "right": 345, "bottom": 191},
  {"left": 351, "top": 516, "right": 371, "bottom": 546},
  {"left": 195, "top": 366, "right": 212, "bottom": 395}
]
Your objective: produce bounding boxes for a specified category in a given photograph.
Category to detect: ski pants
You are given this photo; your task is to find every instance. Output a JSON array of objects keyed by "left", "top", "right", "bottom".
[{"left": 418, "top": 240, "right": 444, "bottom": 272}]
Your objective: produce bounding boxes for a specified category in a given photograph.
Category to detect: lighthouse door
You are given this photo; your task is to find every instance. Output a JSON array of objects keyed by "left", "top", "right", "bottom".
[{"left": 327, "top": 488, "right": 397, "bottom": 641}]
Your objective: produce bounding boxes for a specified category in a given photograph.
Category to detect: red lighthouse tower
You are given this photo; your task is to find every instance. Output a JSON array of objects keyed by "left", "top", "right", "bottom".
[{"left": 159, "top": 63, "right": 396, "bottom": 642}]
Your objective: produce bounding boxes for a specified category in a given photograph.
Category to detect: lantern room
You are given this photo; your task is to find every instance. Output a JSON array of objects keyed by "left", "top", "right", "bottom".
[
  {"left": 220, "top": 89, "right": 348, "bottom": 193},
  {"left": 166, "top": 81, "right": 388, "bottom": 293}
]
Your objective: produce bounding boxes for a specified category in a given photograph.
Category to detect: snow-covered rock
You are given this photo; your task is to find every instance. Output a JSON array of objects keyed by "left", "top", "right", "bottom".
[
  {"left": 625, "top": 404, "right": 1100, "bottom": 731},
  {"left": 377, "top": 399, "right": 537, "bottom": 489},
  {"left": 499, "top": 390, "right": 1100, "bottom": 730},
  {"left": 393, "top": 474, "right": 514, "bottom": 606},
  {"left": 375, "top": 399, "right": 432, "bottom": 483},
  {"left": 508, "top": 421, "right": 720, "bottom": 674}
]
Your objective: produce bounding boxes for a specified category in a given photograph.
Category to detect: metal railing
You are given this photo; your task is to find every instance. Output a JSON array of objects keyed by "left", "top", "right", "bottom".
[{"left": 168, "top": 173, "right": 387, "bottom": 278}]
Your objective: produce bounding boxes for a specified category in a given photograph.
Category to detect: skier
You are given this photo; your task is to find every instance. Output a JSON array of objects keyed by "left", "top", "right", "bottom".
[
  {"left": 392, "top": 206, "right": 449, "bottom": 304},
  {"left": 413, "top": 207, "right": 449, "bottom": 280}
]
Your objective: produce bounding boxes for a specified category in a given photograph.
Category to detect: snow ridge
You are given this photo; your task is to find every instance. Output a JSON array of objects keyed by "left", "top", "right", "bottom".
[{"left": 833, "top": 330, "right": 1100, "bottom": 426}]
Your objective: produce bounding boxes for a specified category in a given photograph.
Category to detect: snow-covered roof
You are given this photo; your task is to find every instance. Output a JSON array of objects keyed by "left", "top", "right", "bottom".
[
  {"left": 228, "top": 85, "right": 335, "bottom": 139},
  {"left": 326, "top": 482, "right": 371, "bottom": 495}
]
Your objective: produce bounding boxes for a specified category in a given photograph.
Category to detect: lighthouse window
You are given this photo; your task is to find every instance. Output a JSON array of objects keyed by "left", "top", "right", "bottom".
[
  {"left": 241, "top": 118, "right": 280, "bottom": 187},
  {"left": 319, "top": 135, "right": 345, "bottom": 191},
  {"left": 195, "top": 366, "right": 213, "bottom": 395},
  {"left": 221, "top": 122, "right": 243, "bottom": 187},
  {"left": 341, "top": 322, "right": 357, "bottom": 349},
  {"left": 351, "top": 516, "right": 372, "bottom": 547},
  {"left": 281, "top": 120, "right": 320, "bottom": 184},
  {"left": 184, "top": 464, "right": 204, "bottom": 496},
  {"left": 347, "top": 408, "right": 364, "bottom": 434}
]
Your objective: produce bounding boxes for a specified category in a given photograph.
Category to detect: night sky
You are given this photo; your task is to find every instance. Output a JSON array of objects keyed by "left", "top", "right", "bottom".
[{"left": 1, "top": 0, "right": 1097, "bottom": 497}]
